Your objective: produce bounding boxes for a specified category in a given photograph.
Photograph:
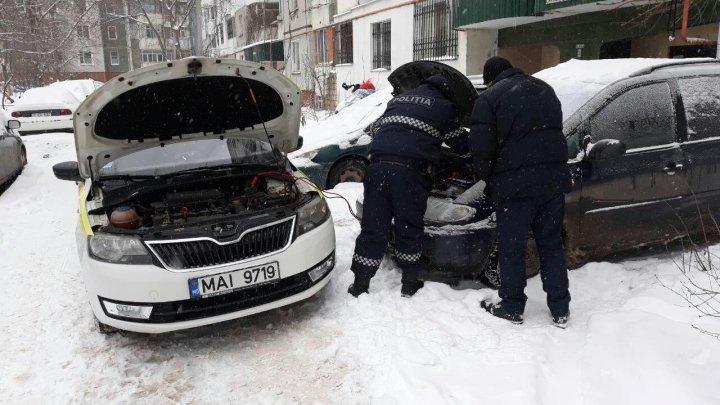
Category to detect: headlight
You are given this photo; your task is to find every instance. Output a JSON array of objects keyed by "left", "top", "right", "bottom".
[
  {"left": 296, "top": 195, "right": 330, "bottom": 236},
  {"left": 89, "top": 233, "right": 152, "bottom": 264},
  {"left": 296, "top": 150, "right": 319, "bottom": 161}
]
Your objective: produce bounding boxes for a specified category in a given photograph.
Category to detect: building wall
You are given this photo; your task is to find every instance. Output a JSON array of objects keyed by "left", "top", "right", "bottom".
[{"left": 631, "top": 23, "right": 719, "bottom": 58}]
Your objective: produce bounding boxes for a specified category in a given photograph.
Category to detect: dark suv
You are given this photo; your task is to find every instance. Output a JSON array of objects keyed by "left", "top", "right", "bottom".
[{"left": 562, "top": 60, "right": 720, "bottom": 266}]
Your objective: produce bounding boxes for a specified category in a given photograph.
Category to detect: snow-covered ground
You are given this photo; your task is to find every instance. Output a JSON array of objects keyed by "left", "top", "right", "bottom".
[{"left": 2, "top": 133, "right": 720, "bottom": 404}]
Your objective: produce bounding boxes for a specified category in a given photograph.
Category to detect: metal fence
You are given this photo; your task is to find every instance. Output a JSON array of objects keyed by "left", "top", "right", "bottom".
[
  {"left": 372, "top": 20, "right": 391, "bottom": 70},
  {"left": 413, "top": 0, "right": 458, "bottom": 61}
]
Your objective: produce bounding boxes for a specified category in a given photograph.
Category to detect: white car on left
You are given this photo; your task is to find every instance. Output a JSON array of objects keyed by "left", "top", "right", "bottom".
[{"left": 10, "top": 79, "right": 101, "bottom": 135}]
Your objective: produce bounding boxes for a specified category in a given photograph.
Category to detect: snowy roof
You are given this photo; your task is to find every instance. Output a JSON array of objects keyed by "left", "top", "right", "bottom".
[
  {"left": 14, "top": 79, "right": 99, "bottom": 109},
  {"left": 533, "top": 58, "right": 708, "bottom": 120}
]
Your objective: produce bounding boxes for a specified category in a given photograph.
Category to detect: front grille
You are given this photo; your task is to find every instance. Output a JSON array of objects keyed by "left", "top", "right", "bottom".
[
  {"left": 146, "top": 217, "right": 295, "bottom": 270},
  {"left": 100, "top": 252, "right": 335, "bottom": 324}
]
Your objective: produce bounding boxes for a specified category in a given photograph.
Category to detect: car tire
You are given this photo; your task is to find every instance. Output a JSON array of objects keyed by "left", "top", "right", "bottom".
[
  {"left": 327, "top": 158, "right": 366, "bottom": 189},
  {"left": 478, "top": 238, "right": 541, "bottom": 289}
]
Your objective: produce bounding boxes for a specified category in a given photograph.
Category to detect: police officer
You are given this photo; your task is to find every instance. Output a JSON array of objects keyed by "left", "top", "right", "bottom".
[
  {"left": 469, "top": 57, "right": 572, "bottom": 327},
  {"left": 349, "top": 74, "right": 469, "bottom": 298}
]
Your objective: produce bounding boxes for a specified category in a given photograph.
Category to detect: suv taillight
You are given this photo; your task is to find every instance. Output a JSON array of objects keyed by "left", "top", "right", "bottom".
[
  {"left": 11, "top": 111, "right": 20, "bottom": 118},
  {"left": 59, "top": 109, "right": 72, "bottom": 115}
]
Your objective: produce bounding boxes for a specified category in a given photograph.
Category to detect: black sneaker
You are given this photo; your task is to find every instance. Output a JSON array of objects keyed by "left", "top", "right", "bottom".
[
  {"left": 552, "top": 313, "right": 569, "bottom": 329},
  {"left": 401, "top": 280, "right": 425, "bottom": 298},
  {"left": 480, "top": 300, "right": 523, "bottom": 324},
  {"left": 347, "top": 282, "right": 369, "bottom": 297}
]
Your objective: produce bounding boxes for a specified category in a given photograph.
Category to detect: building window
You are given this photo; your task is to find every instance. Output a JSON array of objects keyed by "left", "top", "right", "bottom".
[
  {"left": 105, "top": 1, "right": 116, "bottom": 14},
  {"left": 335, "top": 22, "right": 353, "bottom": 64},
  {"left": 109, "top": 50, "right": 120, "bottom": 65},
  {"left": 77, "top": 25, "right": 90, "bottom": 39},
  {"left": 372, "top": 20, "right": 391, "bottom": 70},
  {"left": 141, "top": 50, "right": 165, "bottom": 64},
  {"left": 315, "top": 30, "right": 326, "bottom": 64},
  {"left": 79, "top": 51, "right": 93, "bottom": 65},
  {"left": 290, "top": 0, "right": 298, "bottom": 10},
  {"left": 413, "top": 0, "right": 458, "bottom": 61},
  {"left": 226, "top": 17, "right": 234, "bottom": 39},
  {"left": 74, "top": 0, "right": 86, "bottom": 11},
  {"left": 107, "top": 25, "right": 117, "bottom": 40},
  {"left": 146, "top": 27, "right": 157, "bottom": 38},
  {"left": 218, "top": 24, "right": 224, "bottom": 44},
  {"left": 141, "top": 0, "right": 158, "bottom": 13},
  {"left": 291, "top": 41, "right": 300, "bottom": 73}
]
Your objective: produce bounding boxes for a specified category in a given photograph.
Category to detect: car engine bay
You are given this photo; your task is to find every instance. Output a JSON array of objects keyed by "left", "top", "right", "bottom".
[{"left": 94, "top": 174, "right": 303, "bottom": 230}]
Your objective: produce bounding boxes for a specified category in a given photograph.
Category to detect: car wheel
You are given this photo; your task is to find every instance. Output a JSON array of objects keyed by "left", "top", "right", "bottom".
[
  {"left": 478, "top": 238, "right": 541, "bottom": 289},
  {"left": 94, "top": 316, "right": 118, "bottom": 335},
  {"left": 327, "top": 158, "right": 366, "bottom": 189}
]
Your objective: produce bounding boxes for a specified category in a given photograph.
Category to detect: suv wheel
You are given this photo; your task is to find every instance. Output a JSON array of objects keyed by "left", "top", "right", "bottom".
[{"left": 328, "top": 158, "right": 366, "bottom": 189}]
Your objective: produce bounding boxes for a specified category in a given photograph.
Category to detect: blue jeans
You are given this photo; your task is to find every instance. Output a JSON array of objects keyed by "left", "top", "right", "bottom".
[{"left": 496, "top": 193, "right": 570, "bottom": 317}]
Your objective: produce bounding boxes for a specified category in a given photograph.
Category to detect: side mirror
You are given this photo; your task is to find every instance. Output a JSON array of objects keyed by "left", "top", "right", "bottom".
[
  {"left": 7, "top": 120, "right": 20, "bottom": 130},
  {"left": 295, "top": 136, "right": 303, "bottom": 151},
  {"left": 587, "top": 139, "right": 626, "bottom": 161},
  {"left": 53, "top": 161, "right": 83, "bottom": 182}
]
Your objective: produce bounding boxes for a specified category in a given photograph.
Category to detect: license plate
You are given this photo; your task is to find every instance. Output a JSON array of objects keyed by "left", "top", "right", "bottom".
[
  {"left": 188, "top": 262, "right": 280, "bottom": 298},
  {"left": 32, "top": 112, "right": 51, "bottom": 117}
]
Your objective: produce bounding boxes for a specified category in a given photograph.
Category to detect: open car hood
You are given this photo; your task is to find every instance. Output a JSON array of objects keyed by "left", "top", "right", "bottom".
[
  {"left": 74, "top": 57, "right": 301, "bottom": 179},
  {"left": 388, "top": 61, "right": 478, "bottom": 126}
]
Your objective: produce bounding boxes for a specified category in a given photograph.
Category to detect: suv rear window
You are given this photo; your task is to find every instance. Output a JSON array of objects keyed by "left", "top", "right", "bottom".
[
  {"left": 678, "top": 76, "right": 720, "bottom": 141},
  {"left": 590, "top": 82, "right": 676, "bottom": 150}
]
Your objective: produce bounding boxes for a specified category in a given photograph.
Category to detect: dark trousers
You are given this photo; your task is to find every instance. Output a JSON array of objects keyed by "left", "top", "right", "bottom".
[
  {"left": 351, "top": 163, "right": 429, "bottom": 284},
  {"left": 496, "top": 193, "right": 570, "bottom": 317}
]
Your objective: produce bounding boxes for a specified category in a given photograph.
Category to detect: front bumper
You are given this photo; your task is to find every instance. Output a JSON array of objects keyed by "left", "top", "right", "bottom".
[{"left": 78, "top": 216, "right": 336, "bottom": 333}]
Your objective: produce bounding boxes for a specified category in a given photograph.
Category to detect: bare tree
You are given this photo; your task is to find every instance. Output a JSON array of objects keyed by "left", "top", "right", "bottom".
[
  {"left": 0, "top": 0, "right": 99, "bottom": 106},
  {"left": 106, "top": 0, "right": 197, "bottom": 62}
]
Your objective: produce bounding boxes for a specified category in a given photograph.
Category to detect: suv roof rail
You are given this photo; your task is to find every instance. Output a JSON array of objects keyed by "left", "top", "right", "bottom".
[{"left": 629, "top": 59, "right": 720, "bottom": 77}]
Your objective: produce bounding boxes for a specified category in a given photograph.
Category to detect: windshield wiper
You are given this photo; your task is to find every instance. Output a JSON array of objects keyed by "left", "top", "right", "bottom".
[{"left": 98, "top": 174, "right": 157, "bottom": 182}]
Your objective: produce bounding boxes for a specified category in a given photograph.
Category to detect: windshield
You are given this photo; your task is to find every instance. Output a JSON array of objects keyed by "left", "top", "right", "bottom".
[{"left": 99, "top": 138, "right": 278, "bottom": 177}]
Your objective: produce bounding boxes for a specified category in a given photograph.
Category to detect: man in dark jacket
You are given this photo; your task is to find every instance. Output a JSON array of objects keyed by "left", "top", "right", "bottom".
[
  {"left": 349, "top": 74, "right": 469, "bottom": 298},
  {"left": 469, "top": 57, "right": 571, "bottom": 327}
]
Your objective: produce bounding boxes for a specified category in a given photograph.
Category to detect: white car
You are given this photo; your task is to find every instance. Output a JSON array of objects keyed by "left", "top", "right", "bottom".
[
  {"left": 11, "top": 79, "right": 100, "bottom": 135},
  {"left": 53, "top": 58, "right": 336, "bottom": 333}
]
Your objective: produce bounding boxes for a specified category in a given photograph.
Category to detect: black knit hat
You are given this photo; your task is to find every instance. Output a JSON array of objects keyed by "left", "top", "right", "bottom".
[{"left": 483, "top": 57, "right": 513, "bottom": 85}]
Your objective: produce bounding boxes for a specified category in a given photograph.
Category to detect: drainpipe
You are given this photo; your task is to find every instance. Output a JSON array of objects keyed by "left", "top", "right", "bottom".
[{"left": 680, "top": 0, "right": 717, "bottom": 46}]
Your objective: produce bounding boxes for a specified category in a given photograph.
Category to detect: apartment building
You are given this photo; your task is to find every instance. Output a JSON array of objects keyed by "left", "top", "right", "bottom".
[
  {"left": 63, "top": 0, "right": 199, "bottom": 81},
  {"left": 201, "top": 0, "right": 282, "bottom": 68},
  {"left": 455, "top": 0, "right": 720, "bottom": 74},
  {"left": 279, "top": 0, "right": 495, "bottom": 109}
]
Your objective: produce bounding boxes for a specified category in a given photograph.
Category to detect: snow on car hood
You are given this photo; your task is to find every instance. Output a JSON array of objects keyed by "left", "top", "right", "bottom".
[
  {"left": 73, "top": 57, "right": 301, "bottom": 179},
  {"left": 533, "top": 58, "right": 711, "bottom": 121},
  {"left": 291, "top": 88, "right": 393, "bottom": 157}
]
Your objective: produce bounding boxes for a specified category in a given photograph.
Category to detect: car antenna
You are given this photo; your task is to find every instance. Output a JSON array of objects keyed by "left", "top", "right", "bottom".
[{"left": 237, "top": 69, "right": 284, "bottom": 171}]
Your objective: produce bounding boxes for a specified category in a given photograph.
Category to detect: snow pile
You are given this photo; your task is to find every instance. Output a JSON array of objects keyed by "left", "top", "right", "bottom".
[
  {"left": 2, "top": 133, "right": 720, "bottom": 403},
  {"left": 12, "top": 79, "right": 98, "bottom": 110},
  {"left": 291, "top": 88, "right": 393, "bottom": 156},
  {"left": 534, "top": 58, "right": 708, "bottom": 120}
]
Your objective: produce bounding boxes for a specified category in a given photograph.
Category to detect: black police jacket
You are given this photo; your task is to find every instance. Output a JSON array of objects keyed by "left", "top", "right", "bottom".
[
  {"left": 369, "top": 75, "right": 469, "bottom": 166},
  {"left": 469, "top": 68, "right": 571, "bottom": 201}
]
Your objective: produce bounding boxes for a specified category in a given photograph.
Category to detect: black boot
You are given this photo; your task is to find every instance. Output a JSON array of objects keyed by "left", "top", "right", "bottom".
[
  {"left": 400, "top": 280, "right": 424, "bottom": 298},
  {"left": 480, "top": 300, "right": 523, "bottom": 324},
  {"left": 552, "top": 312, "right": 570, "bottom": 329},
  {"left": 347, "top": 281, "right": 370, "bottom": 297}
]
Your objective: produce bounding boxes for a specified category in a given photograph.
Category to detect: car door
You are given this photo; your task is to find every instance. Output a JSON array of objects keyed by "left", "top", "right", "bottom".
[
  {"left": 0, "top": 126, "right": 13, "bottom": 182},
  {"left": 577, "top": 81, "right": 691, "bottom": 253},
  {"left": 676, "top": 75, "right": 720, "bottom": 236}
]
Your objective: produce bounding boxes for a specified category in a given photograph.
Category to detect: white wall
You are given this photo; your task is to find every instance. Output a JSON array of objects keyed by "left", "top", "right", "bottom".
[{"left": 334, "top": 4, "right": 414, "bottom": 103}]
